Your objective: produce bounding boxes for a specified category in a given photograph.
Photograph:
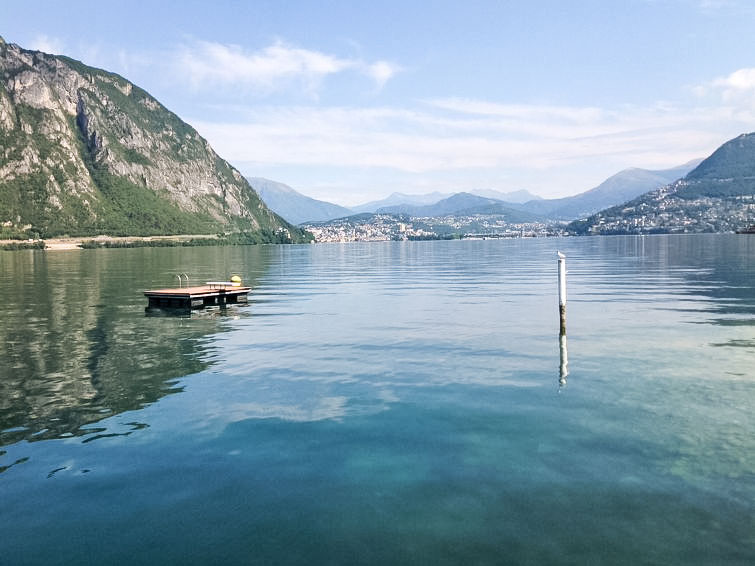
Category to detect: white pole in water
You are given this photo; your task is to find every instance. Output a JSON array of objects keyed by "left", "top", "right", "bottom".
[{"left": 557, "top": 251, "right": 567, "bottom": 335}]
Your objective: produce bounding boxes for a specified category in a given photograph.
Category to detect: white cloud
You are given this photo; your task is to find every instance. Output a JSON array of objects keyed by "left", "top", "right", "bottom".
[
  {"left": 692, "top": 68, "right": 755, "bottom": 124},
  {"left": 709, "top": 68, "right": 755, "bottom": 101},
  {"left": 190, "top": 99, "right": 731, "bottom": 183},
  {"left": 365, "top": 61, "right": 402, "bottom": 89},
  {"left": 181, "top": 67, "right": 755, "bottom": 201},
  {"left": 427, "top": 98, "right": 608, "bottom": 124},
  {"left": 28, "top": 34, "right": 65, "bottom": 55},
  {"left": 177, "top": 40, "right": 398, "bottom": 94}
]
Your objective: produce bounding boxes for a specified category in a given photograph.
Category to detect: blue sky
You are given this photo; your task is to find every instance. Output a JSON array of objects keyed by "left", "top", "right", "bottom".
[{"left": 5, "top": 0, "right": 755, "bottom": 205}]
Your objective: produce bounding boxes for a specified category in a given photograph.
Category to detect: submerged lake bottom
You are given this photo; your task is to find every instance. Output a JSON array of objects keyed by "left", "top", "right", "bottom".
[{"left": 1, "top": 235, "right": 753, "bottom": 564}]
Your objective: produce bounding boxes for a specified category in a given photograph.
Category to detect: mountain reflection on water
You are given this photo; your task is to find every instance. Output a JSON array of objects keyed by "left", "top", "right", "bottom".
[
  {"left": 2, "top": 235, "right": 753, "bottom": 450},
  {"left": 0, "top": 236, "right": 753, "bottom": 565},
  {"left": 0, "top": 246, "right": 266, "bottom": 448}
]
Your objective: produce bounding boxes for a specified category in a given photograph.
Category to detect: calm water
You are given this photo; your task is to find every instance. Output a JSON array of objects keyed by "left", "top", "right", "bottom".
[{"left": 1, "top": 235, "right": 753, "bottom": 565}]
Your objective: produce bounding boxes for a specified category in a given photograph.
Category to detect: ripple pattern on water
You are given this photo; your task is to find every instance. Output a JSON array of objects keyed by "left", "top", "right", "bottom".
[{"left": 1, "top": 235, "right": 753, "bottom": 564}]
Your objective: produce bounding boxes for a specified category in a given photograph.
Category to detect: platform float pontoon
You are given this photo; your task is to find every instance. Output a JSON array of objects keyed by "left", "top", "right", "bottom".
[{"left": 144, "top": 280, "right": 250, "bottom": 310}]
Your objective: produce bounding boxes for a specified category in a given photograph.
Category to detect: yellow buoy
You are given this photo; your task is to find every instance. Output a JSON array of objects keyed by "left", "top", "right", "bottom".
[{"left": 230, "top": 275, "right": 242, "bottom": 287}]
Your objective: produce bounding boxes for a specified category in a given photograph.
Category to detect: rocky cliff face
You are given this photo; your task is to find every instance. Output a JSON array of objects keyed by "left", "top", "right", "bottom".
[{"left": 0, "top": 37, "right": 307, "bottom": 240}]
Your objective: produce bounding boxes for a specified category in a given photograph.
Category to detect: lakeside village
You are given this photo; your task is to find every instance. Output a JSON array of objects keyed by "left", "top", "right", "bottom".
[
  {"left": 4, "top": 193, "right": 752, "bottom": 250},
  {"left": 303, "top": 193, "right": 755, "bottom": 243},
  {"left": 303, "top": 214, "right": 568, "bottom": 242},
  {"left": 576, "top": 192, "right": 755, "bottom": 235}
]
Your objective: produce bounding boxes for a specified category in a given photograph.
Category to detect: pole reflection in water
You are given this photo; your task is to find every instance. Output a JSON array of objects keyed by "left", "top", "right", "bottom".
[{"left": 559, "top": 333, "right": 569, "bottom": 388}]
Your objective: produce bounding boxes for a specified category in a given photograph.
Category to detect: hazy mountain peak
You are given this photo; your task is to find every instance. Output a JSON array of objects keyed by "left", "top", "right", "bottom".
[
  {"left": 469, "top": 188, "right": 542, "bottom": 203},
  {"left": 351, "top": 191, "right": 454, "bottom": 213},
  {"left": 248, "top": 177, "right": 353, "bottom": 224}
]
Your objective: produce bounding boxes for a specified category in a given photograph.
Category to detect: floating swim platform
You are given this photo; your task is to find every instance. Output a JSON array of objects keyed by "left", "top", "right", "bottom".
[{"left": 144, "top": 280, "right": 250, "bottom": 309}]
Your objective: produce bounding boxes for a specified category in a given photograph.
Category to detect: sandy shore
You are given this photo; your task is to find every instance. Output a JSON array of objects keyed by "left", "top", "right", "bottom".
[
  {"left": 1, "top": 234, "right": 220, "bottom": 251},
  {"left": 45, "top": 239, "right": 82, "bottom": 250}
]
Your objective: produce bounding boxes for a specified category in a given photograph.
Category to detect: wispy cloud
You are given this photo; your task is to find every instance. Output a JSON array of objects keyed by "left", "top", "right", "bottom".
[
  {"left": 38, "top": 33, "right": 744, "bottom": 200},
  {"left": 28, "top": 34, "right": 65, "bottom": 55},
  {"left": 185, "top": 64, "right": 755, "bottom": 202},
  {"left": 176, "top": 40, "right": 400, "bottom": 94},
  {"left": 696, "top": 0, "right": 755, "bottom": 14},
  {"left": 190, "top": 96, "right": 734, "bottom": 190},
  {"left": 364, "top": 61, "right": 402, "bottom": 89},
  {"left": 427, "top": 98, "right": 608, "bottom": 124},
  {"left": 691, "top": 67, "right": 755, "bottom": 125},
  {"left": 707, "top": 68, "right": 755, "bottom": 101}
]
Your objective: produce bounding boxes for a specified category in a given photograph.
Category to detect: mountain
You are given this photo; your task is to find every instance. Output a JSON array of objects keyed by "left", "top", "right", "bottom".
[
  {"left": 247, "top": 177, "right": 353, "bottom": 225},
  {"left": 377, "top": 192, "right": 544, "bottom": 221},
  {"left": 456, "top": 202, "right": 547, "bottom": 223},
  {"left": 351, "top": 191, "right": 454, "bottom": 213},
  {"left": 351, "top": 188, "right": 540, "bottom": 213},
  {"left": 0, "top": 37, "right": 308, "bottom": 242},
  {"left": 469, "top": 188, "right": 542, "bottom": 203},
  {"left": 377, "top": 192, "right": 499, "bottom": 215},
  {"left": 512, "top": 161, "right": 701, "bottom": 220},
  {"left": 682, "top": 134, "right": 755, "bottom": 194},
  {"left": 349, "top": 162, "right": 694, "bottom": 221},
  {"left": 568, "top": 133, "right": 755, "bottom": 234}
]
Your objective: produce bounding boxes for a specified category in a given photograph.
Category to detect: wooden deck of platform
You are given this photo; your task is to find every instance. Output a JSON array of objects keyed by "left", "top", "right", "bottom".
[{"left": 144, "top": 284, "right": 251, "bottom": 309}]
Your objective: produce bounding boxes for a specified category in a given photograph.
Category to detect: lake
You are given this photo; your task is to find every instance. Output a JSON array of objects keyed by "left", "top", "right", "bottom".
[{"left": 1, "top": 234, "right": 753, "bottom": 565}]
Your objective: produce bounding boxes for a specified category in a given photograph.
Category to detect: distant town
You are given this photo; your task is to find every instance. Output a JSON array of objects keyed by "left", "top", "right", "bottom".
[
  {"left": 303, "top": 192, "right": 755, "bottom": 243},
  {"left": 259, "top": 137, "right": 755, "bottom": 243},
  {"left": 303, "top": 213, "right": 568, "bottom": 243},
  {"left": 574, "top": 191, "right": 755, "bottom": 235}
]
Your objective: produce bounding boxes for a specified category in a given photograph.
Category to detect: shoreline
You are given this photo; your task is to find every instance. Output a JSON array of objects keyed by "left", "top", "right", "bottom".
[{"left": 1, "top": 234, "right": 220, "bottom": 251}]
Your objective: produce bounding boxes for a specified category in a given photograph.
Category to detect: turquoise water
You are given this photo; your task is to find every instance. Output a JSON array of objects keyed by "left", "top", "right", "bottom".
[{"left": 1, "top": 235, "right": 753, "bottom": 565}]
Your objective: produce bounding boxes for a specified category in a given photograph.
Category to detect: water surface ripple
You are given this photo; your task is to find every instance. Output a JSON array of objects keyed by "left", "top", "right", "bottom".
[{"left": 1, "top": 235, "right": 753, "bottom": 565}]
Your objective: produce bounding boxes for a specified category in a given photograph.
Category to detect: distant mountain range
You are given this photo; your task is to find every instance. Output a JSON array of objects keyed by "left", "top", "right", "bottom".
[
  {"left": 472, "top": 188, "right": 542, "bottom": 203},
  {"left": 374, "top": 192, "right": 543, "bottom": 222},
  {"left": 295, "top": 133, "right": 755, "bottom": 236},
  {"left": 351, "top": 188, "right": 540, "bottom": 213},
  {"left": 351, "top": 192, "right": 454, "bottom": 213},
  {"left": 265, "top": 161, "right": 701, "bottom": 226},
  {"left": 374, "top": 193, "right": 499, "bottom": 215},
  {"left": 247, "top": 177, "right": 352, "bottom": 225},
  {"left": 569, "top": 133, "right": 755, "bottom": 234},
  {"left": 251, "top": 183, "right": 544, "bottom": 225},
  {"left": 509, "top": 161, "right": 702, "bottom": 220}
]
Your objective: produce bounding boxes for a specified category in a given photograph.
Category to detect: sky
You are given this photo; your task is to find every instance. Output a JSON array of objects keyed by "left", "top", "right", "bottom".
[{"left": 4, "top": 0, "right": 755, "bottom": 206}]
